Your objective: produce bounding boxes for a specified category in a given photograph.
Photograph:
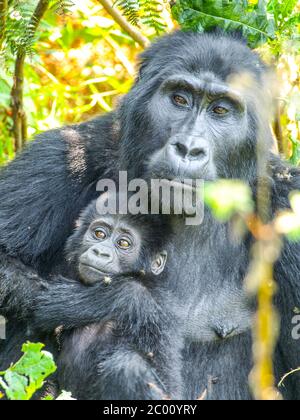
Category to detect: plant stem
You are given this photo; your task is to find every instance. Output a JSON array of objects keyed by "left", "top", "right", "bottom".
[
  {"left": 246, "top": 76, "right": 282, "bottom": 400},
  {"left": 11, "top": 0, "right": 49, "bottom": 152},
  {"left": 98, "top": 0, "right": 149, "bottom": 48},
  {"left": 274, "top": 100, "right": 284, "bottom": 154}
]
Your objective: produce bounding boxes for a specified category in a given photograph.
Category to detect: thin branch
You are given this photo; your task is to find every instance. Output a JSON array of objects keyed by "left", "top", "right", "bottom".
[
  {"left": 97, "top": 0, "right": 150, "bottom": 48},
  {"left": 11, "top": 0, "right": 50, "bottom": 152},
  {"left": 274, "top": 100, "right": 284, "bottom": 154},
  {"left": 278, "top": 367, "right": 300, "bottom": 388},
  {"left": 0, "top": 0, "right": 8, "bottom": 50}
]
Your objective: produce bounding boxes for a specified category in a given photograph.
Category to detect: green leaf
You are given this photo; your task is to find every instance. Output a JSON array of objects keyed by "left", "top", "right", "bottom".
[
  {"left": 0, "top": 342, "right": 57, "bottom": 400},
  {"left": 172, "top": 0, "right": 277, "bottom": 48},
  {"left": 290, "top": 137, "right": 300, "bottom": 166},
  {"left": 204, "top": 179, "right": 254, "bottom": 221},
  {"left": 275, "top": 192, "right": 300, "bottom": 241}
]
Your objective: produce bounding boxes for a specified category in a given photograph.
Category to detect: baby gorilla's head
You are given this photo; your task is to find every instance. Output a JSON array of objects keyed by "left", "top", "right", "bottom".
[{"left": 65, "top": 201, "right": 170, "bottom": 285}]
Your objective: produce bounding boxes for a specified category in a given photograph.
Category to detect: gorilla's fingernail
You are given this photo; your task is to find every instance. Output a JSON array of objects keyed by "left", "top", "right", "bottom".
[{"left": 103, "top": 276, "right": 112, "bottom": 285}]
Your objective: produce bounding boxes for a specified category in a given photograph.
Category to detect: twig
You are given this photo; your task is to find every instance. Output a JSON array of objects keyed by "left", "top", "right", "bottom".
[
  {"left": 97, "top": 0, "right": 149, "bottom": 48},
  {"left": 278, "top": 367, "right": 300, "bottom": 388},
  {"left": 274, "top": 100, "right": 284, "bottom": 154},
  {"left": 11, "top": 0, "right": 49, "bottom": 152},
  {"left": 0, "top": 0, "right": 8, "bottom": 50}
]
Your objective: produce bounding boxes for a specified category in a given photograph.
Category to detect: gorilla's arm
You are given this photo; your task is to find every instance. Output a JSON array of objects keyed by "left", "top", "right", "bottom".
[
  {"left": 0, "top": 114, "right": 118, "bottom": 322},
  {"left": 34, "top": 276, "right": 165, "bottom": 343},
  {"left": 0, "top": 252, "right": 41, "bottom": 319},
  {"left": 54, "top": 278, "right": 181, "bottom": 400}
]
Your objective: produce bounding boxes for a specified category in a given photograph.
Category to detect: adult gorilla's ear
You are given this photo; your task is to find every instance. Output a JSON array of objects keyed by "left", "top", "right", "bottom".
[
  {"left": 136, "top": 48, "right": 152, "bottom": 82},
  {"left": 151, "top": 251, "right": 168, "bottom": 276},
  {"left": 136, "top": 59, "right": 148, "bottom": 82}
]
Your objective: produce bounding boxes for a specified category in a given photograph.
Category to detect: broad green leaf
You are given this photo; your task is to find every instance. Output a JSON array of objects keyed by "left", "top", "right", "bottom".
[
  {"left": 290, "top": 137, "right": 300, "bottom": 166},
  {"left": 172, "top": 0, "right": 277, "bottom": 48},
  {"left": 0, "top": 342, "right": 57, "bottom": 400}
]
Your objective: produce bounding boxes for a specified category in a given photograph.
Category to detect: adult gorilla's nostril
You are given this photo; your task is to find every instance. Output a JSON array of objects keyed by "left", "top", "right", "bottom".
[
  {"left": 188, "top": 147, "right": 206, "bottom": 160},
  {"left": 174, "top": 142, "right": 188, "bottom": 158}
]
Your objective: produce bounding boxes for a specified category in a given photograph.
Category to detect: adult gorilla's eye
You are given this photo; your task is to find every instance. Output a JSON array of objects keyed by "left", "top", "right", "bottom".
[
  {"left": 94, "top": 228, "right": 106, "bottom": 240},
  {"left": 173, "top": 94, "right": 189, "bottom": 107},
  {"left": 117, "top": 238, "right": 132, "bottom": 250},
  {"left": 213, "top": 106, "right": 229, "bottom": 115}
]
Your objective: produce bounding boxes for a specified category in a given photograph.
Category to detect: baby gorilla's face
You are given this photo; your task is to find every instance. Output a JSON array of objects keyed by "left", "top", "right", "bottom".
[
  {"left": 78, "top": 215, "right": 168, "bottom": 285},
  {"left": 79, "top": 215, "right": 141, "bottom": 284}
]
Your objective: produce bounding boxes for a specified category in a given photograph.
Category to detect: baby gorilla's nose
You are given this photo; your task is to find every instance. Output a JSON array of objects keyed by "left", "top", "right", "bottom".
[
  {"left": 89, "top": 246, "right": 112, "bottom": 261},
  {"left": 91, "top": 246, "right": 111, "bottom": 260}
]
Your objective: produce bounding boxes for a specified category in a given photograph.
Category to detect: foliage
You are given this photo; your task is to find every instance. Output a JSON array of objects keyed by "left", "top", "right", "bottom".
[
  {"left": 276, "top": 191, "right": 300, "bottom": 241},
  {"left": 0, "top": 1, "right": 73, "bottom": 61},
  {"left": 0, "top": 0, "right": 142, "bottom": 163},
  {"left": 204, "top": 180, "right": 254, "bottom": 221},
  {"left": 172, "top": 0, "right": 276, "bottom": 48},
  {"left": 0, "top": 342, "right": 57, "bottom": 400},
  {"left": 115, "top": 0, "right": 167, "bottom": 33},
  {"left": 290, "top": 136, "right": 300, "bottom": 165},
  {"left": 205, "top": 179, "right": 300, "bottom": 242},
  {"left": 172, "top": 0, "right": 299, "bottom": 48}
]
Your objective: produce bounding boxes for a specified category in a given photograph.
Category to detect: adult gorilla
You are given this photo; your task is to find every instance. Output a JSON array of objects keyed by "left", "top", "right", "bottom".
[{"left": 0, "top": 31, "right": 300, "bottom": 400}]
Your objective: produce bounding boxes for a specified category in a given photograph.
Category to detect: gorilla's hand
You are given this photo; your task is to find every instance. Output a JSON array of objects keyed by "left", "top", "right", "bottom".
[
  {"left": 58, "top": 327, "right": 169, "bottom": 400},
  {"left": 33, "top": 276, "right": 164, "bottom": 339},
  {"left": 0, "top": 251, "right": 45, "bottom": 320}
]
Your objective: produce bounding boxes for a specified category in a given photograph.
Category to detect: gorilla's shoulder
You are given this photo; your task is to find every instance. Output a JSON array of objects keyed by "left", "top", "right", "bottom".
[
  {"left": 269, "top": 154, "right": 300, "bottom": 210},
  {"left": 31, "top": 112, "right": 117, "bottom": 147}
]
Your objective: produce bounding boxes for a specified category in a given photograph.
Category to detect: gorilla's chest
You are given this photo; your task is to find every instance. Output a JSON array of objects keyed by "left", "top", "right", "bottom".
[{"left": 167, "top": 221, "right": 254, "bottom": 342}]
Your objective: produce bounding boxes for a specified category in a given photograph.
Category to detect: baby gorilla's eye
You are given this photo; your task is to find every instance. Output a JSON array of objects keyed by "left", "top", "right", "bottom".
[
  {"left": 173, "top": 94, "right": 189, "bottom": 107},
  {"left": 117, "top": 238, "right": 132, "bottom": 250},
  {"left": 213, "top": 106, "right": 229, "bottom": 115},
  {"left": 94, "top": 228, "right": 106, "bottom": 240}
]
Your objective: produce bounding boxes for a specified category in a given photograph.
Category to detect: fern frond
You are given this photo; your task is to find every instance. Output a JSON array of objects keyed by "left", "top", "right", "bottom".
[
  {"left": 114, "top": 0, "right": 140, "bottom": 27},
  {"left": 140, "top": 0, "right": 166, "bottom": 34},
  {"left": 50, "top": 0, "right": 74, "bottom": 16},
  {"left": 5, "top": 1, "right": 38, "bottom": 57},
  {"left": 114, "top": 0, "right": 167, "bottom": 34}
]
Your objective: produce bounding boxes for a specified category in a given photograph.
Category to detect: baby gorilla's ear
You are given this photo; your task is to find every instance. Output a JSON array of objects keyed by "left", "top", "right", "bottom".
[{"left": 151, "top": 251, "right": 168, "bottom": 276}]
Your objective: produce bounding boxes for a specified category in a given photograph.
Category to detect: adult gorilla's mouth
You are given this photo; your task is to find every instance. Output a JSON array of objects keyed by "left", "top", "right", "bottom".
[{"left": 147, "top": 162, "right": 210, "bottom": 183}]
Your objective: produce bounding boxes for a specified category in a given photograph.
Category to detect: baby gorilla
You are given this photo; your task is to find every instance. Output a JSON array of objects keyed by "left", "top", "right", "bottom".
[
  {"left": 56, "top": 201, "right": 183, "bottom": 400},
  {"left": 75, "top": 208, "right": 167, "bottom": 286}
]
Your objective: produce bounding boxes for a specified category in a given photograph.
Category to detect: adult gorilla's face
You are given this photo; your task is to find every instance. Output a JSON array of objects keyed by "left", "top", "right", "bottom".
[
  {"left": 145, "top": 73, "right": 248, "bottom": 181},
  {"left": 119, "top": 31, "right": 273, "bottom": 182}
]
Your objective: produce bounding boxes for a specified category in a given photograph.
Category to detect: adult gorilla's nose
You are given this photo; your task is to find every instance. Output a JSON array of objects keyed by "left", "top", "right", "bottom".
[{"left": 172, "top": 140, "right": 209, "bottom": 162}]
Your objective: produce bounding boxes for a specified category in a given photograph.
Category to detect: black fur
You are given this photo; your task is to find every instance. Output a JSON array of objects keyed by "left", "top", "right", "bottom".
[
  {"left": 0, "top": 31, "right": 299, "bottom": 400},
  {"left": 55, "top": 204, "right": 182, "bottom": 400}
]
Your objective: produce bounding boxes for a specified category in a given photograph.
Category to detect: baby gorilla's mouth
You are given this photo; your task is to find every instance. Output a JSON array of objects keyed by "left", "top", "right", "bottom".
[
  {"left": 79, "top": 263, "right": 109, "bottom": 285},
  {"left": 81, "top": 263, "right": 107, "bottom": 274}
]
